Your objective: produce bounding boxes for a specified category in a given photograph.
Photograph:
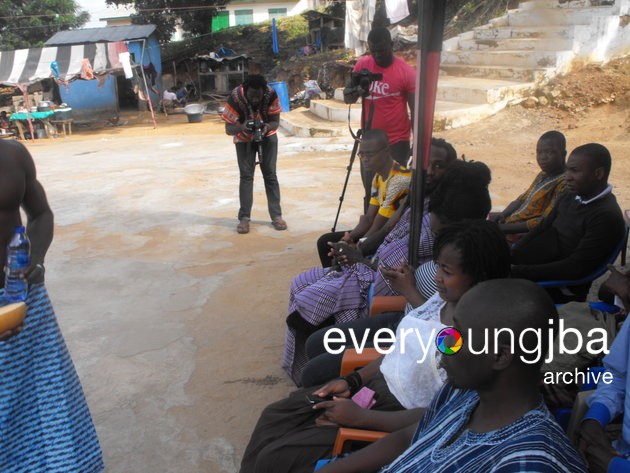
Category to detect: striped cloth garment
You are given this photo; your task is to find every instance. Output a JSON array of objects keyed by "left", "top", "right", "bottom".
[
  {"left": 281, "top": 210, "right": 434, "bottom": 385},
  {"left": 381, "top": 384, "right": 587, "bottom": 473},
  {"left": 0, "top": 284, "right": 104, "bottom": 473}
]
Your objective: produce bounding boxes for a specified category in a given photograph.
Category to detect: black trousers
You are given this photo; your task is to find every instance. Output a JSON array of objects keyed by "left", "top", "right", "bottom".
[{"left": 235, "top": 134, "right": 282, "bottom": 220}]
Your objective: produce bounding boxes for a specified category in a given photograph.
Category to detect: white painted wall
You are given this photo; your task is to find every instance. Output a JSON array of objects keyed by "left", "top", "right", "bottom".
[{"left": 225, "top": 0, "right": 318, "bottom": 26}]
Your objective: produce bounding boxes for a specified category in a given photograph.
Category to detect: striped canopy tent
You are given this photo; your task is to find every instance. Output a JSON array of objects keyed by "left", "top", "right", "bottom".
[
  {"left": 0, "top": 42, "right": 132, "bottom": 138},
  {"left": 0, "top": 42, "right": 128, "bottom": 87}
]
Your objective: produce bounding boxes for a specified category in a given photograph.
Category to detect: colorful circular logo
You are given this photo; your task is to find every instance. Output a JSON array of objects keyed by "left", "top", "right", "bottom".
[{"left": 436, "top": 327, "right": 463, "bottom": 355}]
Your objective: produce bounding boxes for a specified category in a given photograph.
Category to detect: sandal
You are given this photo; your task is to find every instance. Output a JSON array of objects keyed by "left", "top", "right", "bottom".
[
  {"left": 271, "top": 217, "right": 287, "bottom": 231},
  {"left": 237, "top": 219, "right": 250, "bottom": 234}
]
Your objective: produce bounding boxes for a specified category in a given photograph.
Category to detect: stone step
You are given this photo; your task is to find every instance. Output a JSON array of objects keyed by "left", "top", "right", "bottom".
[
  {"left": 473, "top": 24, "right": 577, "bottom": 40},
  {"left": 440, "top": 63, "right": 553, "bottom": 82},
  {"left": 436, "top": 76, "right": 535, "bottom": 104},
  {"left": 442, "top": 49, "right": 574, "bottom": 68},
  {"left": 279, "top": 100, "right": 507, "bottom": 135},
  {"left": 279, "top": 108, "right": 358, "bottom": 137},
  {"left": 518, "top": 0, "right": 623, "bottom": 13},
  {"left": 457, "top": 36, "right": 575, "bottom": 51},
  {"left": 310, "top": 99, "right": 362, "bottom": 123},
  {"left": 519, "top": 0, "right": 597, "bottom": 10},
  {"left": 507, "top": 6, "right": 617, "bottom": 26},
  {"left": 433, "top": 101, "right": 504, "bottom": 131}
]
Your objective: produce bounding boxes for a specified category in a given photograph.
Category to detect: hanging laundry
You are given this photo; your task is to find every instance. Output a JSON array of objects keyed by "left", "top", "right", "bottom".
[
  {"left": 50, "top": 61, "right": 59, "bottom": 79},
  {"left": 119, "top": 52, "right": 133, "bottom": 79},
  {"left": 143, "top": 62, "right": 157, "bottom": 86},
  {"left": 81, "top": 58, "right": 95, "bottom": 80},
  {"left": 385, "top": 0, "right": 410, "bottom": 24},
  {"left": 344, "top": 0, "right": 376, "bottom": 56}
]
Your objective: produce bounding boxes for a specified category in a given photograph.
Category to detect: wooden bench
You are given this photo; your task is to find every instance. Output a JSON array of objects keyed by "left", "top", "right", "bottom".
[{"left": 50, "top": 119, "right": 73, "bottom": 137}]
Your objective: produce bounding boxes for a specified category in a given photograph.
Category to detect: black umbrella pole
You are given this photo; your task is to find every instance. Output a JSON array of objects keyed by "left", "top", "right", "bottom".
[{"left": 408, "top": 0, "right": 446, "bottom": 267}]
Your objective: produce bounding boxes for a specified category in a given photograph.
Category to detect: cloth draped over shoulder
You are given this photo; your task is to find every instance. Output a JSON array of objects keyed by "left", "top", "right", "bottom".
[
  {"left": 371, "top": 162, "right": 412, "bottom": 218},
  {"left": 221, "top": 84, "right": 281, "bottom": 144},
  {"left": 504, "top": 171, "right": 567, "bottom": 230}
]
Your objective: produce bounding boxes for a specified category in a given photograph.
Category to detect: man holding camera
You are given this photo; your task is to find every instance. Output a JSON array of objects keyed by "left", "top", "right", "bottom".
[
  {"left": 344, "top": 27, "right": 416, "bottom": 212},
  {"left": 222, "top": 74, "right": 287, "bottom": 234}
]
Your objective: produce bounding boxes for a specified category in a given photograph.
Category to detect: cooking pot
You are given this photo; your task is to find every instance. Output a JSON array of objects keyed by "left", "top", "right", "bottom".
[{"left": 37, "top": 101, "right": 51, "bottom": 112}]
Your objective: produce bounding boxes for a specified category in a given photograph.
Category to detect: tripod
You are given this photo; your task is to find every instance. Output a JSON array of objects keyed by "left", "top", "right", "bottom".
[{"left": 331, "top": 93, "right": 376, "bottom": 232}]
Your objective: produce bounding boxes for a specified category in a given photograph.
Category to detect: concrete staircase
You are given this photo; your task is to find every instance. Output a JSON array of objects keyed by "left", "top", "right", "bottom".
[{"left": 280, "top": 0, "right": 630, "bottom": 136}]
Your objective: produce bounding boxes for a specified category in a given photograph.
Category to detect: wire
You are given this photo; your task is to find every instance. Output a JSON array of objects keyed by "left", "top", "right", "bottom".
[
  {"left": 0, "top": 4, "right": 223, "bottom": 20},
  {"left": 1, "top": 22, "right": 81, "bottom": 31}
]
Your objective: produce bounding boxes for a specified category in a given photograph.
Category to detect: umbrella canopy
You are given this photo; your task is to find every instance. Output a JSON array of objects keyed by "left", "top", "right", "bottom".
[{"left": 408, "top": 0, "right": 447, "bottom": 267}]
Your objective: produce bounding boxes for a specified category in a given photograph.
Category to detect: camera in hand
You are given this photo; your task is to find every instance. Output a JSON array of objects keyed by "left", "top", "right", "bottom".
[
  {"left": 245, "top": 119, "right": 265, "bottom": 142},
  {"left": 351, "top": 68, "right": 383, "bottom": 96}
]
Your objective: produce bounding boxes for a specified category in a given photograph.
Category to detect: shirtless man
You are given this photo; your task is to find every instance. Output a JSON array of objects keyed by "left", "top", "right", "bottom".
[
  {"left": 0, "top": 140, "right": 51, "bottom": 338},
  {"left": 0, "top": 140, "right": 104, "bottom": 472}
]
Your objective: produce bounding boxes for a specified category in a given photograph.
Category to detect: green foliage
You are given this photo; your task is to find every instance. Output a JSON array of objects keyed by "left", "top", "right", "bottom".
[
  {"left": 0, "top": 0, "right": 88, "bottom": 51},
  {"left": 276, "top": 14, "right": 307, "bottom": 42},
  {"left": 106, "top": 0, "right": 230, "bottom": 43}
]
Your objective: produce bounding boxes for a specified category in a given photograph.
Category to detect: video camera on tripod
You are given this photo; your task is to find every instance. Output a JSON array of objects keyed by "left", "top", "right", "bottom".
[
  {"left": 245, "top": 119, "right": 265, "bottom": 142},
  {"left": 348, "top": 68, "right": 383, "bottom": 97}
]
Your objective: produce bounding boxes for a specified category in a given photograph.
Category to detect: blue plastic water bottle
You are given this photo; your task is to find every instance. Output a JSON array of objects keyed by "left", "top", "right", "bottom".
[{"left": 4, "top": 226, "right": 30, "bottom": 302}]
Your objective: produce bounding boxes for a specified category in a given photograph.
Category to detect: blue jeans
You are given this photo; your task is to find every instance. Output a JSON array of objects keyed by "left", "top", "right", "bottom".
[{"left": 235, "top": 134, "right": 282, "bottom": 220}]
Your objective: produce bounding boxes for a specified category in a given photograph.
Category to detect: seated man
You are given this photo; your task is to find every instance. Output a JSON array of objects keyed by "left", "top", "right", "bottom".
[
  {"left": 317, "top": 137, "right": 456, "bottom": 267},
  {"left": 492, "top": 130, "right": 567, "bottom": 237},
  {"left": 162, "top": 87, "right": 178, "bottom": 111},
  {"left": 578, "top": 266, "right": 630, "bottom": 473},
  {"left": 318, "top": 279, "right": 587, "bottom": 473},
  {"left": 317, "top": 129, "right": 412, "bottom": 267},
  {"left": 511, "top": 143, "right": 625, "bottom": 301}
]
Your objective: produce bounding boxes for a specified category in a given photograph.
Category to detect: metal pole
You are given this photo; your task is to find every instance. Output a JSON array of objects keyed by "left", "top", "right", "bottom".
[
  {"left": 408, "top": 0, "right": 446, "bottom": 267},
  {"left": 139, "top": 38, "right": 157, "bottom": 129}
]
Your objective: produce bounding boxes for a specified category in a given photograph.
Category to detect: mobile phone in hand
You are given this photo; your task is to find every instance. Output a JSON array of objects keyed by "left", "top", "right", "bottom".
[{"left": 305, "top": 393, "right": 335, "bottom": 404}]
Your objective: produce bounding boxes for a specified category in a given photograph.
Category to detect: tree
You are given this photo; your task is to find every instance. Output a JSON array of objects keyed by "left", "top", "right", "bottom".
[
  {"left": 106, "top": 0, "right": 230, "bottom": 43},
  {"left": 0, "top": 0, "right": 89, "bottom": 50}
]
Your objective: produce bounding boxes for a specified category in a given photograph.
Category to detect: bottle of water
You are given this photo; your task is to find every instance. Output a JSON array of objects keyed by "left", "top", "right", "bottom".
[{"left": 4, "top": 225, "right": 30, "bottom": 302}]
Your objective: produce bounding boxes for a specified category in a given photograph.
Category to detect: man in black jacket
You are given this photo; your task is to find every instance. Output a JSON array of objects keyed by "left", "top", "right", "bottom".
[{"left": 511, "top": 142, "right": 624, "bottom": 302}]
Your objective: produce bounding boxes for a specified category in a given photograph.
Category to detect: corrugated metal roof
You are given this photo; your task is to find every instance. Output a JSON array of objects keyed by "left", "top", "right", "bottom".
[{"left": 45, "top": 25, "right": 156, "bottom": 46}]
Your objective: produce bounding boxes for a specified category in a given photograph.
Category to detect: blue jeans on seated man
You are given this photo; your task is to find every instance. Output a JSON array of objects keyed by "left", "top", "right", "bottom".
[{"left": 236, "top": 133, "right": 282, "bottom": 221}]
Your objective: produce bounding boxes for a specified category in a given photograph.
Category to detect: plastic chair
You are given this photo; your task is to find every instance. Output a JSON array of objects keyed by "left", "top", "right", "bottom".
[
  {"left": 551, "top": 301, "right": 621, "bottom": 431},
  {"left": 366, "top": 282, "right": 407, "bottom": 317},
  {"left": 536, "top": 226, "right": 629, "bottom": 291}
]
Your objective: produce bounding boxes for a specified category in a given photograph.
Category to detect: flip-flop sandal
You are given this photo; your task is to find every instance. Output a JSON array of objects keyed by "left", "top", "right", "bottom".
[
  {"left": 237, "top": 219, "right": 250, "bottom": 234},
  {"left": 272, "top": 218, "right": 287, "bottom": 231}
]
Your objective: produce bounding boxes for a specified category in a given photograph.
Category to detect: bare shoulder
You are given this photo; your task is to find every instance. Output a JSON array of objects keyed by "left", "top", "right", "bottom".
[{"left": 0, "top": 140, "right": 36, "bottom": 175}]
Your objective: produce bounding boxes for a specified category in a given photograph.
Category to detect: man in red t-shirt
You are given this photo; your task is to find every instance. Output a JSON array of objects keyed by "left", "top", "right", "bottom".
[{"left": 344, "top": 27, "right": 416, "bottom": 211}]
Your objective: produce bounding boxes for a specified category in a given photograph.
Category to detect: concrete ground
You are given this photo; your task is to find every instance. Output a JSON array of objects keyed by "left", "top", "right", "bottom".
[
  {"left": 20, "top": 102, "right": 629, "bottom": 472},
  {"left": 28, "top": 111, "right": 363, "bottom": 473}
]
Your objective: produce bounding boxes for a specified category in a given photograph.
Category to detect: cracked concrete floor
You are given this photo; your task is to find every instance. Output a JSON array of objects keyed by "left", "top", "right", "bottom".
[
  {"left": 21, "top": 102, "right": 629, "bottom": 473},
  {"left": 26, "top": 112, "right": 362, "bottom": 473}
]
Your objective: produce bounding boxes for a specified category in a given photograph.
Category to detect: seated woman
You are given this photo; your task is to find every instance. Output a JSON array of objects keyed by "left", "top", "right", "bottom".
[
  {"left": 491, "top": 130, "right": 567, "bottom": 238},
  {"left": 300, "top": 159, "right": 493, "bottom": 387},
  {"left": 240, "top": 220, "right": 511, "bottom": 473},
  {"left": 282, "top": 157, "right": 486, "bottom": 385}
]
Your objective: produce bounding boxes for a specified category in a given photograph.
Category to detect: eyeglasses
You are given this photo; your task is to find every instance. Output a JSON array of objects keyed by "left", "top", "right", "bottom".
[{"left": 358, "top": 146, "right": 387, "bottom": 158}]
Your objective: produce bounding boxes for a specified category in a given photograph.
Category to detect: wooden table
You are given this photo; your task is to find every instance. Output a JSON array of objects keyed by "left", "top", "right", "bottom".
[{"left": 9, "top": 111, "right": 56, "bottom": 140}]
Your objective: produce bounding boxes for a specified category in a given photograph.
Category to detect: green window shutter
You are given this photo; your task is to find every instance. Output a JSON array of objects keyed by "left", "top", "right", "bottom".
[
  {"left": 268, "top": 8, "right": 287, "bottom": 20},
  {"left": 213, "top": 11, "right": 229, "bottom": 31}
]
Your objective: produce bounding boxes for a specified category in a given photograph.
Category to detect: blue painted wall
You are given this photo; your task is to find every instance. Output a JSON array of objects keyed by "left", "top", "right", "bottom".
[
  {"left": 59, "top": 35, "right": 162, "bottom": 123},
  {"left": 59, "top": 74, "right": 118, "bottom": 123}
]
